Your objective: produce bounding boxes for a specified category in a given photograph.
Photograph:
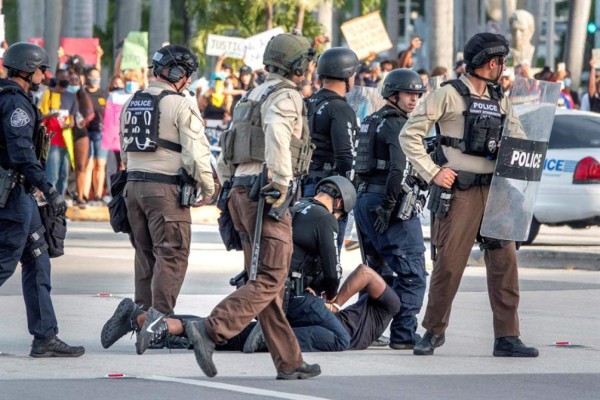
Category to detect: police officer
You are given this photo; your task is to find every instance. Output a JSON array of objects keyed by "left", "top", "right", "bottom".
[
  {"left": 182, "top": 32, "right": 321, "bottom": 380},
  {"left": 304, "top": 47, "right": 360, "bottom": 248},
  {"left": 399, "top": 33, "right": 538, "bottom": 357},
  {"left": 0, "top": 42, "right": 84, "bottom": 357},
  {"left": 353, "top": 69, "right": 428, "bottom": 350},
  {"left": 100, "top": 45, "right": 214, "bottom": 350}
]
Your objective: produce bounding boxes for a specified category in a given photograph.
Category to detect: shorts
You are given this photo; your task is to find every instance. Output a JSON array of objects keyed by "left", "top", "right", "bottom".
[
  {"left": 335, "top": 286, "right": 401, "bottom": 350},
  {"left": 88, "top": 131, "right": 108, "bottom": 160}
]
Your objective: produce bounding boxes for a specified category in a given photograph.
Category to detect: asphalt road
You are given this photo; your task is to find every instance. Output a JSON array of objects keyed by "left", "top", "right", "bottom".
[{"left": 0, "top": 221, "right": 599, "bottom": 400}]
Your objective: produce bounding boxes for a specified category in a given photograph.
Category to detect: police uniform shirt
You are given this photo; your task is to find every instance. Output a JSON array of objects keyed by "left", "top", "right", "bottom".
[
  {"left": 308, "top": 88, "right": 356, "bottom": 177},
  {"left": 292, "top": 198, "right": 341, "bottom": 299},
  {"left": 0, "top": 79, "right": 51, "bottom": 193},
  {"left": 120, "top": 81, "right": 214, "bottom": 197},
  {"left": 226, "top": 74, "right": 305, "bottom": 186},
  {"left": 399, "top": 74, "right": 525, "bottom": 183}
]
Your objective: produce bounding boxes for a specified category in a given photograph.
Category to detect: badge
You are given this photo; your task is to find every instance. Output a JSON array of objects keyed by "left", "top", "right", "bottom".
[
  {"left": 487, "top": 139, "right": 498, "bottom": 154},
  {"left": 10, "top": 108, "right": 31, "bottom": 128}
]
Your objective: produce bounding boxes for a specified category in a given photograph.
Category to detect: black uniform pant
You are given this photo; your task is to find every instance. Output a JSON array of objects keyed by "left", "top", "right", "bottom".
[{"left": 0, "top": 185, "right": 58, "bottom": 339}]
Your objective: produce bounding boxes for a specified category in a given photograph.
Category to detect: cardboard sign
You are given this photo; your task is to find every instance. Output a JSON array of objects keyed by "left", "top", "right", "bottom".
[
  {"left": 120, "top": 31, "right": 148, "bottom": 71},
  {"left": 28, "top": 37, "right": 45, "bottom": 47},
  {"left": 593, "top": 48, "right": 600, "bottom": 66},
  {"left": 243, "top": 27, "right": 285, "bottom": 70},
  {"left": 60, "top": 37, "right": 99, "bottom": 65},
  {"left": 102, "top": 99, "right": 125, "bottom": 152},
  {"left": 206, "top": 34, "right": 247, "bottom": 59},
  {"left": 0, "top": 15, "right": 5, "bottom": 44},
  {"left": 340, "top": 12, "right": 392, "bottom": 60}
]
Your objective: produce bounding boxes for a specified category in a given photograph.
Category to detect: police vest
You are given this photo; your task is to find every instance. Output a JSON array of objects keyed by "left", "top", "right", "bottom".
[
  {"left": 220, "top": 81, "right": 314, "bottom": 177},
  {"left": 289, "top": 199, "right": 323, "bottom": 289},
  {"left": 438, "top": 79, "right": 505, "bottom": 160},
  {"left": 0, "top": 85, "right": 48, "bottom": 167},
  {"left": 354, "top": 108, "right": 402, "bottom": 175},
  {"left": 122, "top": 90, "right": 183, "bottom": 153},
  {"left": 306, "top": 91, "right": 346, "bottom": 170}
]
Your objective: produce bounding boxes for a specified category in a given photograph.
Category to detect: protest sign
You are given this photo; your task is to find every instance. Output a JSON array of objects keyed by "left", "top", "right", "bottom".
[
  {"left": 340, "top": 12, "right": 392, "bottom": 60},
  {"left": 243, "top": 27, "right": 285, "bottom": 70},
  {"left": 120, "top": 31, "right": 148, "bottom": 71},
  {"left": 60, "top": 37, "right": 99, "bottom": 65},
  {"left": 593, "top": 48, "right": 600, "bottom": 66},
  {"left": 206, "top": 34, "right": 247, "bottom": 59}
]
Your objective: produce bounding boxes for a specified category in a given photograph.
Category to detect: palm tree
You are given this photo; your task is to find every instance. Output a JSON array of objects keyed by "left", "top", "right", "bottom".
[
  {"left": 45, "top": 0, "right": 63, "bottom": 71},
  {"left": 149, "top": 0, "right": 170, "bottom": 54},
  {"left": 426, "top": 0, "right": 454, "bottom": 71},
  {"left": 62, "top": 0, "right": 93, "bottom": 37},
  {"left": 565, "top": 0, "right": 592, "bottom": 89},
  {"left": 114, "top": 0, "right": 142, "bottom": 53},
  {"left": 18, "top": 0, "right": 44, "bottom": 41}
]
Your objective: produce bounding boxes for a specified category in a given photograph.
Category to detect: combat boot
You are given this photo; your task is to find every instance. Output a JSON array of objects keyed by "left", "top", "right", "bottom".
[
  {"left": 243, "top": 322, "right": 268, "bottom": 353},
  {"left": 101, "top": 298, "right": 143, "bottom": 349},
  {"left": 30, "top": 336, "right": 85, "bottom": 358},
  {"left": 185, "top": 319, "right": 217, "bottom": 378},
  {"left": 276, "top": 362, "right": 321, "bottom": 380},
  {"left": 136, "top": 307, "right": 168, "bottom": 355},
  {"left": 493, "top": 336, "right": 539, "bottom": 357},
  {"left": 413, "top": 331, "right": 445, "bottom": 355}
]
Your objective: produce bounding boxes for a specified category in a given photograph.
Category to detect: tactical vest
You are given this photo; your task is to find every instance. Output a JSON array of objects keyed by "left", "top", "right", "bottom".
[
  {"left": 438, "top": 79, "right": 505, "bottom": 160},
  {"left": 306, "top": 91, "right": 345, "bottom": 169},
  {"left": 220, "top": 81, "right": 314, "bottom": 177},
  {"left": 0, "top": 85, "right": 49, "bottom": 166},
  {"left": 122, "top": 90, "right": 183, "bottom": 153},
  {"left": 289, "top": 199, "right": 323, "bottom": 290},
  {"left": 354, "top": 108, "right": 402, "bottom": 175}
]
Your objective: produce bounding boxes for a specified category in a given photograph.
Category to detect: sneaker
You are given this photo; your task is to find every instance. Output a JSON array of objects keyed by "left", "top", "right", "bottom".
[
  {"left": 184, "top": 319, "right": 217, "bottom": 378},
  {"left": 136, "top": 307, "right": 168, "bottom": 355},
  {"left": 101, "top": 298, "right": 141, "bottom": 349},
  {"left": 493, "top": 336, "right": 539, "bottom": 357},
  {"left": 389, "top": 342, "right": 414, "bottom": 350},
  {"left": 413, "top": 331, "right": 445, "bottom": 356},
  {"left": 30, "top": 336, "right": 85, "bottom": 358},
  {"left": 243, "top": 322, "right": 268, "bottom": 353},
  {"left": 148, "top": 334, "right": 192, "bottom": 350},
  {"left": 276, "top": 362, "right": 321, "bottom": 380},
  {"left": 370, "top": 335, "right": 391, "bottom": 347}
]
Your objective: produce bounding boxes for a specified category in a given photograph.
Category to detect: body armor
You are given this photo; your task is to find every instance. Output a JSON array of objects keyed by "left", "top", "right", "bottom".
[{"left": 355, "top": 108, "right": 401, "bottom": 175}]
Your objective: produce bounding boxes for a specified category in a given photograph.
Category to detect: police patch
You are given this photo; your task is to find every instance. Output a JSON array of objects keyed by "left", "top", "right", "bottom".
[{"left": 10, "top": 108, "right": 31, "bottom": 128}]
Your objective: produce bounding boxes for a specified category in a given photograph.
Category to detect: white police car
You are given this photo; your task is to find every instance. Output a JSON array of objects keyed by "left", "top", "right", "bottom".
[{"left": 526, "top": 109, "right": 600, "bottom": 244}]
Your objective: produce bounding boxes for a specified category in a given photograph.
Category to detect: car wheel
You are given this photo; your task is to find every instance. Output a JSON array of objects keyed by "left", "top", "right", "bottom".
[{"left": 523, "top": 218, "right": 540, "bottom": 245}]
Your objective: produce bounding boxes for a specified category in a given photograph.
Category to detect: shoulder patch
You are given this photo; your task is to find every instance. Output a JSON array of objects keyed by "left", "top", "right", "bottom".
[{"left": 10, "top": 108, "right": 31, "bottom": 128}]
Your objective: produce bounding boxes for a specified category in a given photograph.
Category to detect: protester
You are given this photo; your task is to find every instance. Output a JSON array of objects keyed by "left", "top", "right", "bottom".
[{"left": 398, "top": 36, "right": 422, "bottom": 69}]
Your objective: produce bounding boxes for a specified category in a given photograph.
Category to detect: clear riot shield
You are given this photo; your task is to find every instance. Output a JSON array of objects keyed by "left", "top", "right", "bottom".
[
  {"left": 480, "top": 77, "right": 561, "bottom": 241},
  {"left": 345, "top": 85, "right": 386, "bottom": 123}
]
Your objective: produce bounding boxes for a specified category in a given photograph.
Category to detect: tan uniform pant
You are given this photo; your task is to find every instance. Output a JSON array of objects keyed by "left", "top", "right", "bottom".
[
  {"left": 205, "top": 185, "right": 303, "bottom": 372},
  {"left": 425, "top": 185, "right": 520, "bottom": 338},
  {"left": 124, "top": 181, "right": 191, "bottom": 315}
]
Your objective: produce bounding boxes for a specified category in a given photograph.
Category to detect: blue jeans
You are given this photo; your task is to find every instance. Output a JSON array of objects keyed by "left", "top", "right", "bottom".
[
  {"left": 45, "top": 145, "right": 69, "bottom": 196},
  {"left": 286, "top": 294, "right": 350, "bottom": 352},
  {"left": 0, "top": 185, "right": 58, "bottom": 338},
  {"left": 354, "top": 191, "right": 427, "bottom": 345},
  {"left": 88, "top": 131, "right": 108, "bottom": 160}
]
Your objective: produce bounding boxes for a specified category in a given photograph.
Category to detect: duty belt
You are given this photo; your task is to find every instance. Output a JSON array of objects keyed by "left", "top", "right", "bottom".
[
  {"left": 232, "top": 175, "right": 257, "bottom": 187},
  {"left": 455, "top": 171, "right": 493, "bottom": 189},
  {"left": 127, "top": 171, "right": 180, "bottom": 185},
  {"left": 357, "top": 181, "right": 386, "bottom": 194}
]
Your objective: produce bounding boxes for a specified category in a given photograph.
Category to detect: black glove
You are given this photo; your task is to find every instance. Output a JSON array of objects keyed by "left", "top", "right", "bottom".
[
  {"left": 44, "top": 186, "right": 67, "bottom": 215},
  {"left": 373, "top": 206, "right": 392, "bottom": 234}
]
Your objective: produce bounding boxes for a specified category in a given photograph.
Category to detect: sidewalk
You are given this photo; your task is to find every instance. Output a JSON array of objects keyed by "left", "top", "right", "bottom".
[{"left": 66, "top": 204, "right": 221, "bottom": 225}]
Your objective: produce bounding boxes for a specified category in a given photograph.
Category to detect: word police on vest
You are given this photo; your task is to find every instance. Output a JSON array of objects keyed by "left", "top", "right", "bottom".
[
  {"left": 129, "top": 99, "right": 153, "bottom": 108},
  {"left": 469, "top": 99, "right": 501, "bottom": 116},
  {"left": 510, "top": 150, "right": 543, "bottom": 169}
]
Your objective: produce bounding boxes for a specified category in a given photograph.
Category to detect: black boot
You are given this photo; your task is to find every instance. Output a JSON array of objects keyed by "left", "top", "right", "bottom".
[
  {"left": 276, "top": 362, "right": 321, "bottom": 380},
  {"left": 243, "top": 322, "right": 268, "bottom": 353},
  {"left": 185, "top": 319, "right": 217, "bottom": 378},
  {"left": 30, "top": 336, "right": 85, "bottom": 358},
  {"left": 413, "top": 331, "right": 445, "bottom": 356},
  {"left": 493, "top": 336, "right": 539, "bottom": 357}
]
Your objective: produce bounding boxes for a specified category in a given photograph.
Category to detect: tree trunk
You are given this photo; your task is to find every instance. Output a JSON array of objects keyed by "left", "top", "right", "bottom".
[
  {"left": 426, "top": 0, "right": 454, "bottom": 70},
  {"left": 296, "top": 4, "right": 306, "bottom": 32},
  {"left": 114, "top": 0, "right": 142, "bottom": 54},
  {"left": 149, "top": 0, "right": 170, "bottom": 54},
  {"left": 463, "top": 0, "right": 480, "bottom": 47},
  {"left": 565, "top": 0, "right": 591, "bottom": 89},
  {"left": 45, "top": 0, "right": 63, "bottom": 72},
  {"left": 18, "top": 0, "right": 44, "bottom": 41},
  {"left": 62, "top": 0, "right": 94, "bottom": 37},
  {"left": 94, "top": 0, "right": 109, "bottom": 31},
  {"left": 386, "top": 0, "right": 398, "bottom": 58},
  {"left": 266, "top": 2, "right": 274, "bottom": 30},
  {"left": 528, "top": 0, "right": 544, "bottom": 63},
  {"left": 318, "top": 0, "right": 333, "bottom": 49}
]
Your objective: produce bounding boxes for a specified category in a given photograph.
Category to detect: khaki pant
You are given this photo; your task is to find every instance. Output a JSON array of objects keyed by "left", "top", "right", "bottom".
[
  {"left": 425, "top": 185, "right": 520, "bottom": 338},
  {"left": 205, "top": 185, "right": 303, "bottom": 372},
  {"left": 124, "top": 181, "right": 191, "bottom": 315}
]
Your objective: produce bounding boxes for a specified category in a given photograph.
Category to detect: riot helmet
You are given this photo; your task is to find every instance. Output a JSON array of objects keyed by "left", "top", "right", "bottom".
[
  {"left": 381, "top": 69, "right": 426, "bottom": 99},
  {"left": 263, "top": 31, "right": 315, "bottom": 77},
  {"left": 3, "top": 42, "right": 50, "bottom": 73},
  {"left": 464, "top": 33, "right": 509, "bottom": 72},
  {"left": 151, "top": 44, "right": 199, "bottom": 84},
  {"left": 315, "top": 176, "right": 357, "bottom": 214},
  {"left": 317, "top": 47, "right": 359, "bottom": 80}
]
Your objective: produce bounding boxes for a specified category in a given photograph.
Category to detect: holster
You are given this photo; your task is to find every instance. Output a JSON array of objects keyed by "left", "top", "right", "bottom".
[
  {"left": 267, "top": 183, "right": 294, "bottom": 222},
  {"left": 217, "top": 180, "right": 243, "bottom": 251},
  {"left": 0, "top": 165, "right": 17, "bottom": 208},
  {"left": 178, "top": 168, "right": 197, "bottom": 207},
  {"left": 282, "top": 278, "right": 292, "bottom": 314},
  {"left": 427, "top": 184, "right": 453, "bottom": 219},
  {"left": 38, "top": 204, "right": 67, "bottom": 258}
]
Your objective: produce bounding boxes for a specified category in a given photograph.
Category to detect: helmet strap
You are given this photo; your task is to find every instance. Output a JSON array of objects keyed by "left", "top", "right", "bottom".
[
  {"left": 470, "top": 71, "right": 499, "bottom": 84},
  {"left": 344, "top": 78, "right": 350, "bottom": 94}
]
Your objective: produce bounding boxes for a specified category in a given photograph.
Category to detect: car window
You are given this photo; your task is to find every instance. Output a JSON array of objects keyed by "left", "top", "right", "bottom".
[{"left": 549, "top": 115, "right": 600, "bottom": 149}]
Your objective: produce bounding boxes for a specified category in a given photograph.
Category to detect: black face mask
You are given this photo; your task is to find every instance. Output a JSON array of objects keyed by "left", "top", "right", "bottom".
[{"left": 58, "top": 80, "right": 69, "bottom": 88}]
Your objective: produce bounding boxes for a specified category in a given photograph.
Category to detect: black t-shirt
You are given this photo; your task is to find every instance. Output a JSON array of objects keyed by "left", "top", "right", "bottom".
[
  {"left": 307, "top": 89, "right": 356, "bottom": 176},
  {"left": 86, "top": 89, "right": 107, "bottom": 132},
  {"left": 590, "top": 93, "right": 600, "bottom": 113},
  {"left": 291, "top": 198, "right": 340, "bottom": 299}
]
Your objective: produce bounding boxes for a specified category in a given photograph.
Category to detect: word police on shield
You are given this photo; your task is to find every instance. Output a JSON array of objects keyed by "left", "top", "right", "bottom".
[{"left": 495, "top": 136, "right": 548, "bottom": 181}]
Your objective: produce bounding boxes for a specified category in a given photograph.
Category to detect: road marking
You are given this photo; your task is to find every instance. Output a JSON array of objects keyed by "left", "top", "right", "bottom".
[{"left": 139, "top": 375, "right": 331, "bottom": 400}]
